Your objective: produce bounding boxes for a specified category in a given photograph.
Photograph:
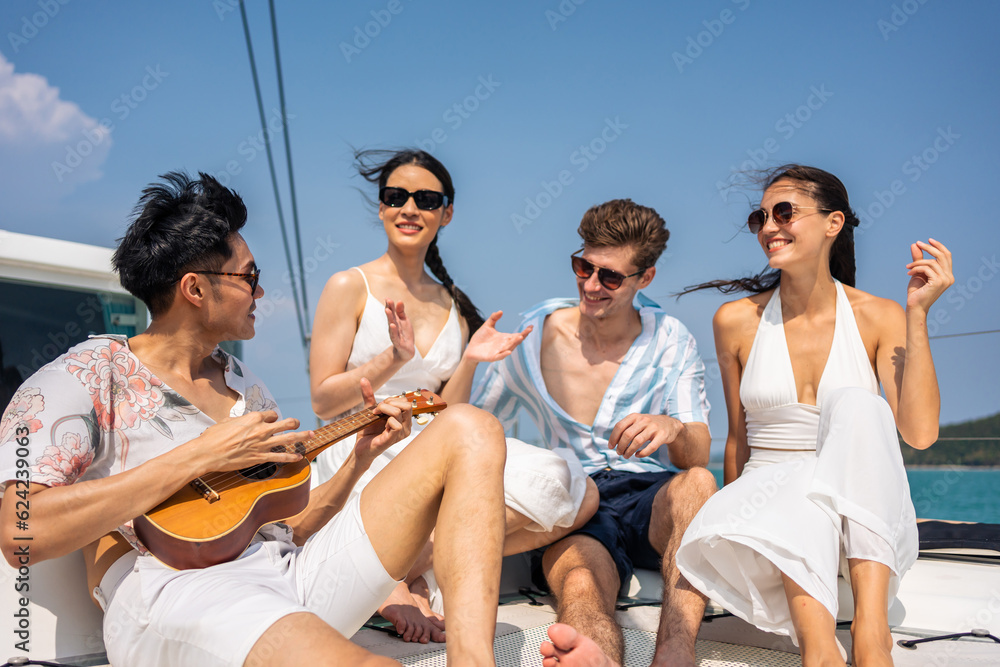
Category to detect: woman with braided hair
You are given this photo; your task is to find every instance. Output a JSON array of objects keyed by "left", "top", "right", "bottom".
[
  {"left": 309, "top": 148, "right": 597, "bottom": 644},
  {"left": 674, "top": 165, "right": 953, "bottom": 666}
]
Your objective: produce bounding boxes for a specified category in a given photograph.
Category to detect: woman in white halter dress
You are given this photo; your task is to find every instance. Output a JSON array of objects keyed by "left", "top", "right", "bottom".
[
  {"left": 676, "top": 165, "right": 954, "bottom": 667},
  {"left": 309, "top": 149, "right": 596, "bottom": 643}
]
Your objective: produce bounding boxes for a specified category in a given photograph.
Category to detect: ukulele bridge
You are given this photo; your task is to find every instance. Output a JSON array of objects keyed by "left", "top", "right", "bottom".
[{"left": 190, "top": 477, "right": 220, "bottom": 503}]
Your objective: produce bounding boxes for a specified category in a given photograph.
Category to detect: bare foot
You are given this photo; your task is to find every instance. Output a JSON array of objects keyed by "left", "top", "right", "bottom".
[
  {"left": 408, "top": 575, "right": 446, "bottom": 627},
  {"left": 540, "top": 623, "right": 619, "bottom": 667},
  {"left": 378, "top": 581, "right": 446, "bottom": 643}
]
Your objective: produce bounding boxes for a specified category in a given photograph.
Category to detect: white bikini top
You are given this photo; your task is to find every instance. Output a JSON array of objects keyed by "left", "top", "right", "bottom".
[
  {"left": 740, "top": 280, "right": 879, "bottom": 450},
  {"left": 345, "top": 267, "right": 463, "bottom": 403}
]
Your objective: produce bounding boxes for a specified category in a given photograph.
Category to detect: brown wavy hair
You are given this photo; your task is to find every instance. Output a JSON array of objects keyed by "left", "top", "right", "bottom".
[{"left": 577, "top": 198, "right": 670, "bottom": 271}]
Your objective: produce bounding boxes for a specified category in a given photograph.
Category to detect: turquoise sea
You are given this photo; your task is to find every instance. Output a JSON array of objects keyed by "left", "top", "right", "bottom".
[{"left": 708, "top": 466, "right": 1000, "bottom": 525}]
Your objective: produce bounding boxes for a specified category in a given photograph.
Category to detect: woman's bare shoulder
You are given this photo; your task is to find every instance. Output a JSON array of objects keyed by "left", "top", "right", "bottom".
[
  {"left": 843, "top": 284, "right": 904, "bottom": 326},
  {"left": 714, "top": 291, "right": 772, "bottom": 329},
  {"left": 843, "top": 285, "right": 906, "bottom": 354},
  {"left": 315, "top": 266, "right": 369, "bottom": 323},
  {"left": 322, "top": 266, "right": 367, "bottom": 295}
]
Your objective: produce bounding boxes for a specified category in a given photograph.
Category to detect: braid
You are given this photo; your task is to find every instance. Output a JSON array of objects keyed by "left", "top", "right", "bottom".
[{"left": 425, "top": 235, "right": 485, "bottom": 333}]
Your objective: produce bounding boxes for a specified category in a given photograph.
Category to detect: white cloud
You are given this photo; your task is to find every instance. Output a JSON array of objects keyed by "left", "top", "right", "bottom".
[{"left": 0, "top": 51, "right": 112, "bottom": 204}]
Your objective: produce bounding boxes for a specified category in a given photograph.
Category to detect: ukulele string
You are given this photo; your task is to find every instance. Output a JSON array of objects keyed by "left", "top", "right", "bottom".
[
  {"left": 199, "top": 393, "right": 426, "bottom": 494},
  {"left": 200, "top": 409, "right": 382, "bottom": 493}
]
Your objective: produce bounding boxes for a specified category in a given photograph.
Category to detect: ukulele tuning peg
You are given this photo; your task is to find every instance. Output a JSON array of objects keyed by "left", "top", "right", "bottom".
[
  {"left": 416, "top": 414, "right": 430, "bottom": 425},
  {"left": 411, "top": 399, "right": 418, "bottom": 408}
]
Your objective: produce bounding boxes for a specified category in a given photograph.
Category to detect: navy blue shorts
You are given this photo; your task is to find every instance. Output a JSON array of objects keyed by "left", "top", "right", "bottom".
[{"left": 535, "top": 468, "right": 678, "bottom": 594}]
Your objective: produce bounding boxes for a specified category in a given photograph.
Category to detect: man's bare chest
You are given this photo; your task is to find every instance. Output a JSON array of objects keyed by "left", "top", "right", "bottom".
[{"left": 540, "top": 338, "right": 623, "bottom": 427}]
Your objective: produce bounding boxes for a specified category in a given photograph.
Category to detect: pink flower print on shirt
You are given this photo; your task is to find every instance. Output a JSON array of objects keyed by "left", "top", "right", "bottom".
[
  {"left": 35, "top": 432, "right": 95, "bottom": 486},
  {"left": 65, "top": 341, "right": 164, "bottom": 432},
  {"left": 0, "top": 386, "right": 45, "bottom": 444},
  {"left": 245, "top": 384, "right": 278, "bottom": 413},
  {"left": 117, "top": 523, "right": 149, "bottom": 556}
]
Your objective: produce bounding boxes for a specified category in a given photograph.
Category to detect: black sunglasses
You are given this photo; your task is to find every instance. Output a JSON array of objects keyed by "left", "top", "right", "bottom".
[
  {"left": 189, "top": 268, "right": 261, "bottom": 293},
  {"left": 379, "top": 187, "right": 449, "bottom": 211},
  {"left": 747, "top": 202, "right": 833, "bottom": 234},
  {"left": 571, "top": 252, "right": 645, "bottom": 291}
]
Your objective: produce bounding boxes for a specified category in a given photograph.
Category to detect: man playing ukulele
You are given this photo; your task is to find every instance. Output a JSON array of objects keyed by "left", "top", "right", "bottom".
[{"left": 0, "top": 172, "right": 508, "bottom": 667}]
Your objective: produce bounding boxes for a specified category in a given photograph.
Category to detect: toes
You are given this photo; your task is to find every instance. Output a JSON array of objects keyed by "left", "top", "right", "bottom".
[{"left": 547, "top": 622, "right": 580, "bottom": 650}]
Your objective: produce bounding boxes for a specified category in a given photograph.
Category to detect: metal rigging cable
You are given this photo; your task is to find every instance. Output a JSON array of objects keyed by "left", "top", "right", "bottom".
[
  {"left": 237, "top": 0, "right": 309, "bottom": 363},
  {"left": 267, "top": 0, "right": 311, "bottom": 338},
  {"left": 930, "top": 328, "right": 1000, "bottom": 340}
]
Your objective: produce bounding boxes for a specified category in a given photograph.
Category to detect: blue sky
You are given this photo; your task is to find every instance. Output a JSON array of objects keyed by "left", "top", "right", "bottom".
[{"left": 1, "top": 1, "right": 997, "bottom": 456}]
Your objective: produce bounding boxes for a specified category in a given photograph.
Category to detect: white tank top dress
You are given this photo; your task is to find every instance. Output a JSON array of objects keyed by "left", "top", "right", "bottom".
[
  {"left": 676, "top": 281, "right": 918, "bottom": 643},
  {"left": 311, "top": 268, "right": 588, "bottom": 537}
]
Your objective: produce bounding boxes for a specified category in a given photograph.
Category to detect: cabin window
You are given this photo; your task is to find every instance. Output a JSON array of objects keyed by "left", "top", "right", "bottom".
[{"left": 0, "top": 279, "right": 146, "bottom": 408}]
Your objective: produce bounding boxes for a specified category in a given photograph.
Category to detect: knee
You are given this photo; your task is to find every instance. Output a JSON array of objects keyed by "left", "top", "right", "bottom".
[
  {"left": 438, "top": 404, "right": 506, "bottom": 463},
  {"left": 553, "top": 563, "right": 619, "bottom": 613},
  {"left": 559, "top": 565, "right": 601, "bottom": 596},
  {"left": 826, "top": 386, "right": 888, "bottom": 418},
  {"left": 668, "top": 467, "right": 718, "bottom": 507}
]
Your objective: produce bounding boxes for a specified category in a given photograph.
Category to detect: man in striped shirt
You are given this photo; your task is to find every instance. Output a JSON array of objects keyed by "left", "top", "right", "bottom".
[{"left": 472, "top": 199, "right": 715, "bottom": 667}]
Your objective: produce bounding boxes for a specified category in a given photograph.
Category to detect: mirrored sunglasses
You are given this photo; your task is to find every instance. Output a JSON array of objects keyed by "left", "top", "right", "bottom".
[
  {"left": 747, "top": 202, "right": 833, "bottom": 234},
  {"left": 570, "top": 253, "right": 644, "bottom": 291}
]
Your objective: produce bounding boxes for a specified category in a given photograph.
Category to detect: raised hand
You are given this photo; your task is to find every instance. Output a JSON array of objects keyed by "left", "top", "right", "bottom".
[
  {"left": 353, "top": 377, "right": 412, "bottom": 468},
  {"left": 906, "top": 238, "right": 954, "bottom": 314},
  {"left": 463, "top": 311, "right": 533, "bottom": 363},
  {"left": 385, "top": 299, "right": 415, "bottom": 363},
  {"left": 195, "top": 411, "right": 313, "bottom": 472}
]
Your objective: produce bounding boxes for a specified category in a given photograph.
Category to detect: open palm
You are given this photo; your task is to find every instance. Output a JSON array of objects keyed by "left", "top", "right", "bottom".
[{"left": 464, "top": 311, "right": 533, "bottom": 363}]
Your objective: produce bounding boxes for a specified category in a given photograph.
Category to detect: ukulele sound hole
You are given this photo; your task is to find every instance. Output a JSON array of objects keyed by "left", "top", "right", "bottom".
[{"left": 240, "top": 463, "right": 278, "bottom": 480}]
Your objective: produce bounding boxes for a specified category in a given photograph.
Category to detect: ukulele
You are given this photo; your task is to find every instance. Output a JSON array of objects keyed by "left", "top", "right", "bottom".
[{"left": 133, "top": 389, "right": 445, "bottom": 570}]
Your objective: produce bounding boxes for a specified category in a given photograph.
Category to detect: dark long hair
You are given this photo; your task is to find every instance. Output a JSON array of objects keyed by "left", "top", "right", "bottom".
[
  {"left": 355, "top": 148, "right": 485, "bottom": 333},
  {"left": 681, "top": 164, "right": 859, "bottom": 295}
]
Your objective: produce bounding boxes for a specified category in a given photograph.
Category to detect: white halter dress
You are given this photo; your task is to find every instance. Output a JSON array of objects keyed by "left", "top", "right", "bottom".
[
  {"left": 677, "top": 281, "right": 918, "bottom": 642},
  {"left": 311, "top": 268, "right": 588, "bottom": 534}
]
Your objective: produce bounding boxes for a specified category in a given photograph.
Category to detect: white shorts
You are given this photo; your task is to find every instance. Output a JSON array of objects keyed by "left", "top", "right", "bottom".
[{"left": 100, "top": 493, "right": 398, "bottom": 667}]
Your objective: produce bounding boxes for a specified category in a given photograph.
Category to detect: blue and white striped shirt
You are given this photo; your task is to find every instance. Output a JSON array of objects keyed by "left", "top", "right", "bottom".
[{"left": 471, "top": 295, "right": 710, "bottom": 474}]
